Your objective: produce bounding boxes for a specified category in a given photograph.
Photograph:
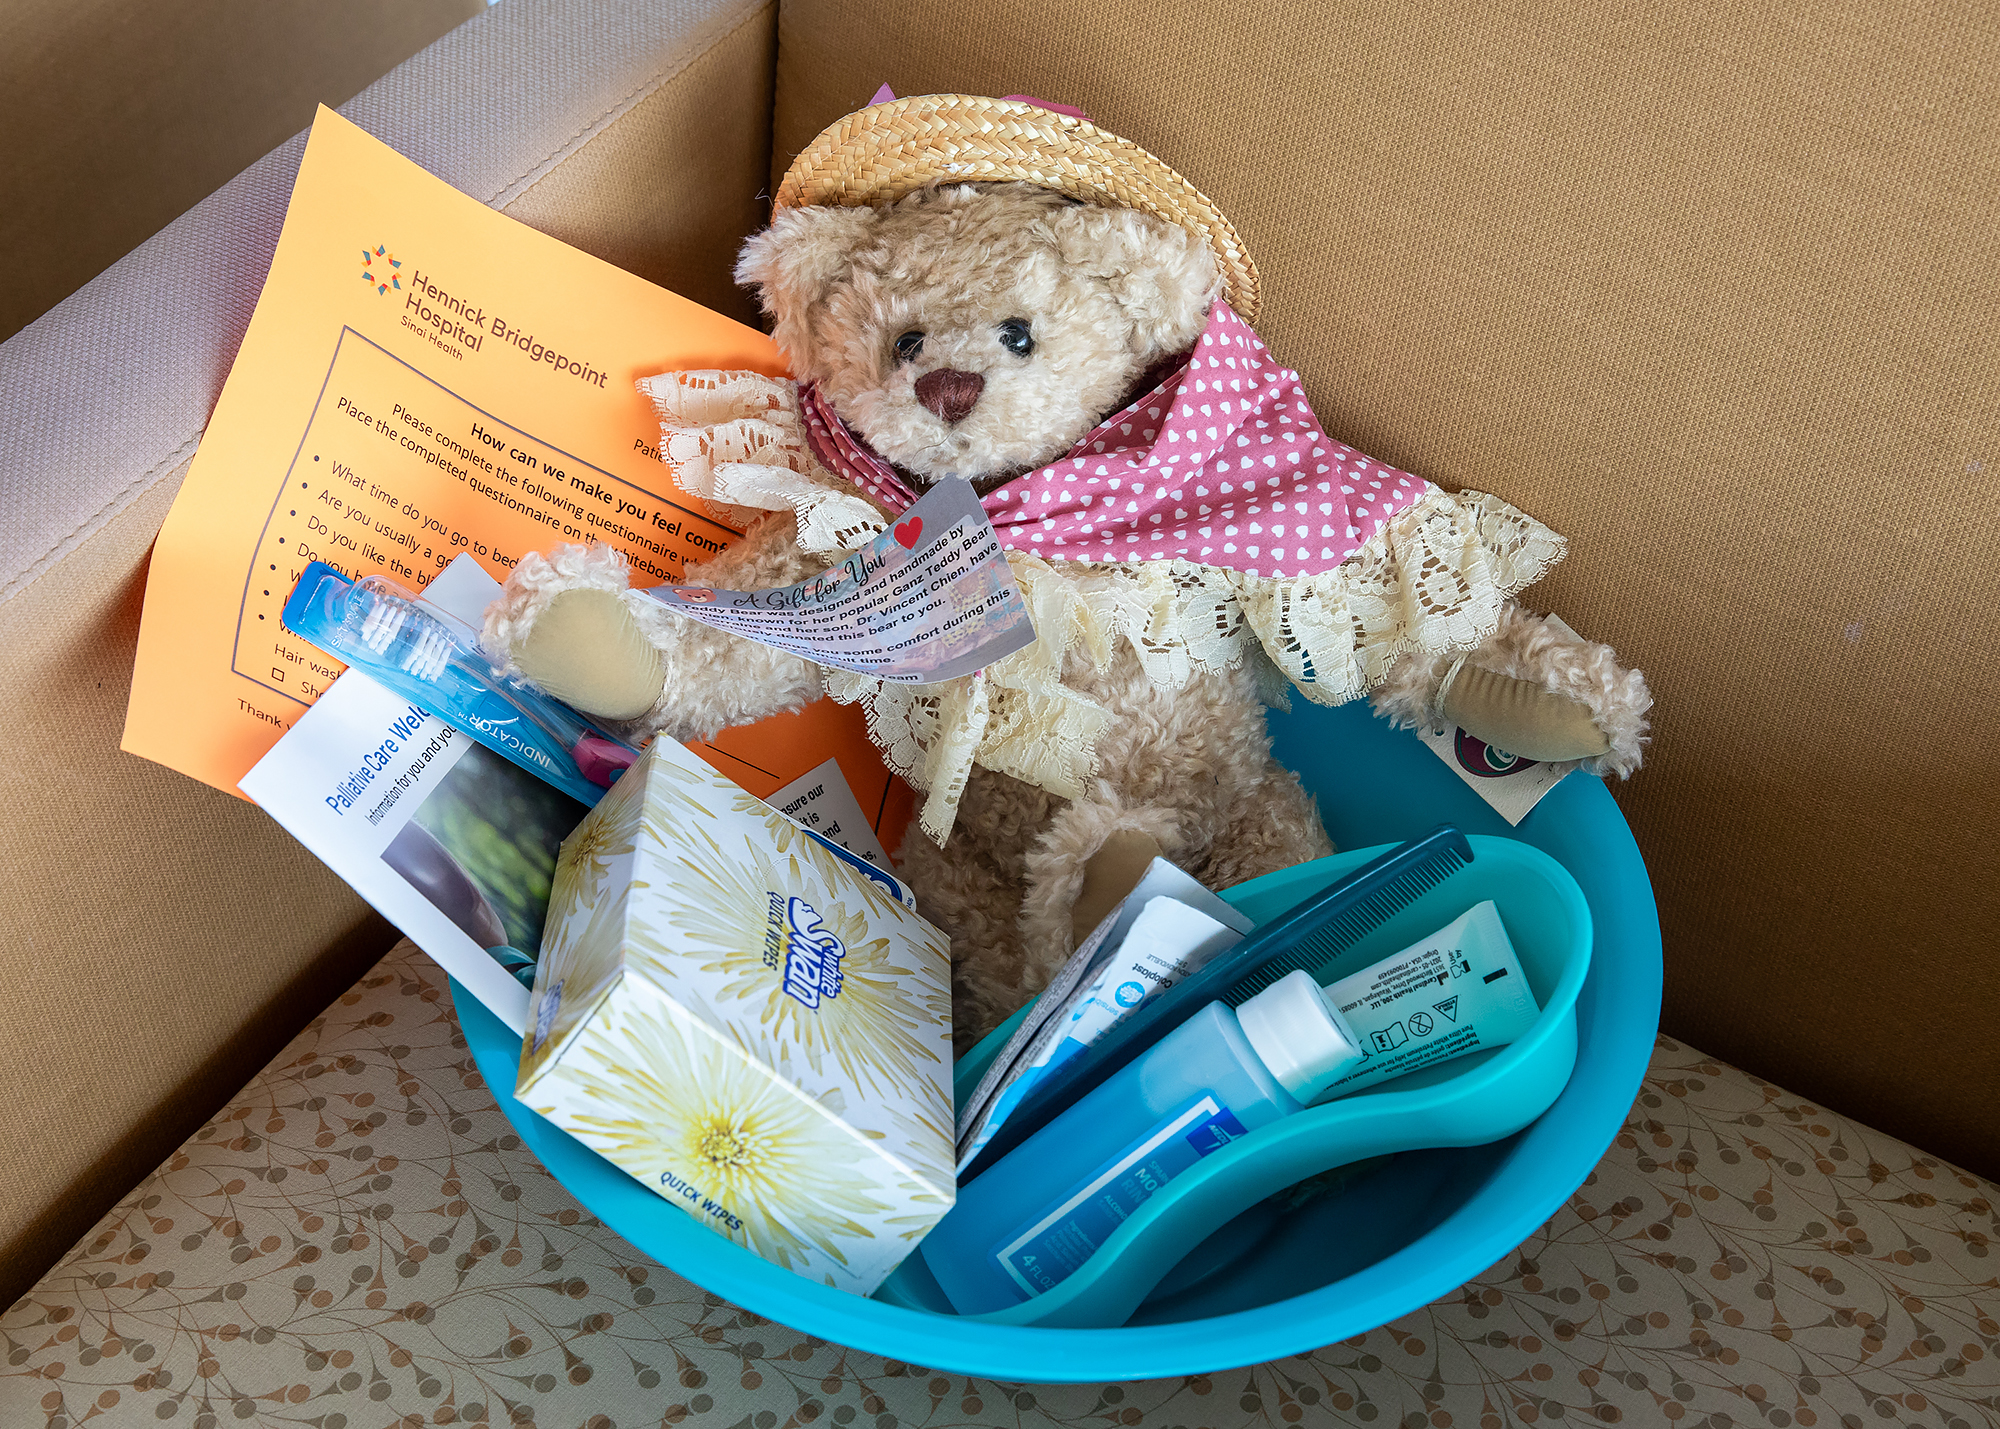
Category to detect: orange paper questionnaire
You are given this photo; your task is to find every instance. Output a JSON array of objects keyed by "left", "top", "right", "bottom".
[{"left": 125, "top": 108, "right": 909, "bottom": 844}]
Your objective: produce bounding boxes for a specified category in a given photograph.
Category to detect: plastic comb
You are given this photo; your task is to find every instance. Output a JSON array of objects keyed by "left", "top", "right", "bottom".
[{"left": 1218, "top": 827, "right": 1474, "bottom": 1002}]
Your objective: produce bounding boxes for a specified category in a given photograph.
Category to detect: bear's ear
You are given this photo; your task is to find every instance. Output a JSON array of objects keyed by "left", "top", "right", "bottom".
[
  {"left": 735, "top": 205, "right": 880, "bottom": 370},
  {"left": 1044, "top": 206, "right": 1222, "bottom": 360}
]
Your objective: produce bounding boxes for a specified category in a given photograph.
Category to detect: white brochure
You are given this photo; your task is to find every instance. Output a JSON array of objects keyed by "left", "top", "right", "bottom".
[
  {"left": 767, "top": 756, "right": 894, "bottom": 870},
  {"left": 240, "top": 671, "right": 576, "bottom": 1035}
]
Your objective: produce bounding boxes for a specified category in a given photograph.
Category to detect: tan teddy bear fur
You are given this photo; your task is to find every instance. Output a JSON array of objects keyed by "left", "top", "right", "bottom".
[{"left": 485, "top": 183, "right": 1648, "bottom": 1048}]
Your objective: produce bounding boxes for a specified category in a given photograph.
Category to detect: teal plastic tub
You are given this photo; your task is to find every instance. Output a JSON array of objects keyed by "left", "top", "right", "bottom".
[{"left": 453, "top": 699, "right": 1662, "bottom": 1381}]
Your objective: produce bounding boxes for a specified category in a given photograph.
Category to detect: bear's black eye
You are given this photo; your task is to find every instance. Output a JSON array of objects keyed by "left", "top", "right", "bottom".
[
  {"left": 893, "top": 330, "right": 925, "bottom": 363},
  {"left": 997, "top": 318, "right": 1035, "bottom": 357}
]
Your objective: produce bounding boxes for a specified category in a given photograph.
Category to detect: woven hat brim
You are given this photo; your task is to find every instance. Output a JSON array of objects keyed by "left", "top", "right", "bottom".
[{"left": 774, "top": 94, "right": 1261, "bottom": 326}]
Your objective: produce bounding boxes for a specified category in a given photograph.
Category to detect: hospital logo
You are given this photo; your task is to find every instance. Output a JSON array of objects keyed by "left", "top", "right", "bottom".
[{"left": 361, "top": 244, "right": 402, "bottom": 295}]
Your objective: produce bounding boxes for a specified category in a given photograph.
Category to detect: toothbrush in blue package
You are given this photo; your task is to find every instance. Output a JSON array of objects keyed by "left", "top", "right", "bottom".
[{"left": 282, "top": 561, "right": 638, "bottom": 807}]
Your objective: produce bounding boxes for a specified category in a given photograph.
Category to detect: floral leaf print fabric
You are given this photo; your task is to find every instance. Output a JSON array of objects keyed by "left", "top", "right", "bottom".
[{"left": 3, "top": 941, "right": 1994, "bottom": 1428}]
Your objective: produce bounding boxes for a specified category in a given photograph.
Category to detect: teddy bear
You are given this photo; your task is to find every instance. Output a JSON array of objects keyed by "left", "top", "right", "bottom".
[{"left": 482, "top": 95, "right": 1652, "bottom": 1047}]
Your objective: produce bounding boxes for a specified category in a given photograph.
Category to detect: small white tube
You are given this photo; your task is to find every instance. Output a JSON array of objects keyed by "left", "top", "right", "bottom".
[{"left": 1293, "top": 900, "right": 1541, "bottom": 1104}]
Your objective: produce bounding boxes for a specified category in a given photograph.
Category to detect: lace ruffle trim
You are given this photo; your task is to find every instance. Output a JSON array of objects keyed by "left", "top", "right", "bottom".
[
  {"left": 638, "top": 370, "right": 889, "bottom": 550},
  {"left": 834, "top": 488, "right": 1565, "bottom": 844}
]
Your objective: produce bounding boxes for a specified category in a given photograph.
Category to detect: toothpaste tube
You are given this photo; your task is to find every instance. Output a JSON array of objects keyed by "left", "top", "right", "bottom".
[{"left": 1300, "top": 900, "right": 1540, "bottom": 1102}]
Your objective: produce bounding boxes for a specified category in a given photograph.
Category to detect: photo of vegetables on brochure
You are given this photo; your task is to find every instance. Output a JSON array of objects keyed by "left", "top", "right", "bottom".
[{"left": 380, "top": 738, "right": 587, "bottom": 988}]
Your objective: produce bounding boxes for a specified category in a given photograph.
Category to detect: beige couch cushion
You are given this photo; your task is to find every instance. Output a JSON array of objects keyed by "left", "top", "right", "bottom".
[
  {"left": 0, "top": 0, "right": 779, "bottom": 1310},
  {"left": 4, "top": 939, "right": 1993, "bottom": 1421},
  {"left": 771, "top": 0, "right": 2000, "bottom": 1180},
  {"left": 0, "top": 0, "right": 484, "bottom": 344},
  {"left": 0, "top": 475, "right": 398, "bottom": 1316}
]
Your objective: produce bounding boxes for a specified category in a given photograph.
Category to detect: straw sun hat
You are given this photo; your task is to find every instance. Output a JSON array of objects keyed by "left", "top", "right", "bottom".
[{"left": 773, "top": 93, "right": 1262, "bottom": 326}]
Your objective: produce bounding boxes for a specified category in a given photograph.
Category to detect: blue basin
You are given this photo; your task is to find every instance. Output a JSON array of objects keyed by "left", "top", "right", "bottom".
[{"left": 453, "top": 698, "right": 1661, "bottom": 1381}]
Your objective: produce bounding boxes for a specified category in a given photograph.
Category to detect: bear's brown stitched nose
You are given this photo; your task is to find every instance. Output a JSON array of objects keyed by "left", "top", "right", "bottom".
[{"left": 914, "top": 369, "right": 985, "bottom": 424}]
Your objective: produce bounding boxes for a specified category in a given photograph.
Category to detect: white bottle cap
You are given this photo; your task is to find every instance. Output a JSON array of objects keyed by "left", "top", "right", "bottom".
[{"left": 1237, "top": 969, "right": 1364, "bottom": 1104}]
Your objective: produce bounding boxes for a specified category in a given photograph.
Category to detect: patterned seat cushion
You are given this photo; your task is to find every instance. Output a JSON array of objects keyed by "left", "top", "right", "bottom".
[{"left": 3, "top": 940, "right": 1994, "bottom": 1427}]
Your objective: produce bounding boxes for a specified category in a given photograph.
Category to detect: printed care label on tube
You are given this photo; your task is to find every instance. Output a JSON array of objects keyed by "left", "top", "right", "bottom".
[
  {"left": 641, "top": 479, "right": 1036, "bottom": 684},
  {"left": 1315, "top": 900, "right": 1540, "bottom": 1099}
]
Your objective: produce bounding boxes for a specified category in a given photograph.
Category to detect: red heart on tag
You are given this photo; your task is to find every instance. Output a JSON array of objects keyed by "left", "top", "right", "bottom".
[{"left": 893, "top": 517, "right": 924, "bottom": 549}]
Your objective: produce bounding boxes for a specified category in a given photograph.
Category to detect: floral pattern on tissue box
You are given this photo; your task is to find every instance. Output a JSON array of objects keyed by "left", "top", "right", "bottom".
[{"left": 516, "top": 739, "right": 955, "bottom": 1295}]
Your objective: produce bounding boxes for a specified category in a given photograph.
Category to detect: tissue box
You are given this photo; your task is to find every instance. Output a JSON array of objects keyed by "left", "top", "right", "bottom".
[{"left": 516, "top": 740, "right": 955, "bottom": 1294}]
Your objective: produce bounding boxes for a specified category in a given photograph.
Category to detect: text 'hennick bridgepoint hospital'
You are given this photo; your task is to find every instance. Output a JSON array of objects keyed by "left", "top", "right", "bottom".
[{"left": 399, "top": 265, "right": 609, "bottom": 388}]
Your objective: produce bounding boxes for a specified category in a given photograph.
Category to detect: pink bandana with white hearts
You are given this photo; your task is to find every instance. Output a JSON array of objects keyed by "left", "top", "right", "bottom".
[{"left": 797, "top": 301, "right": 1428, "bottom": 579}]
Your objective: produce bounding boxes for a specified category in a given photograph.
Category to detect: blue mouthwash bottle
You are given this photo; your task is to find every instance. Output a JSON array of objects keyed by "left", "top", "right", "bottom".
[{"left": 921, "top": 971, "right": 1363, "bottom": 1315}]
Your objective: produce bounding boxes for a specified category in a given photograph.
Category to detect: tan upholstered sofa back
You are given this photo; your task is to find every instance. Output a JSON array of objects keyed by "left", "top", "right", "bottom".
[
  {"left": 0, "top": 0, "right": 779, "bottom": 1309},
  {"left": 0, "top": 0, "right": 484, "bottom": 343},
  {"left": 771, "top": 0, "right": 2000, "bottom": 1176}
]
